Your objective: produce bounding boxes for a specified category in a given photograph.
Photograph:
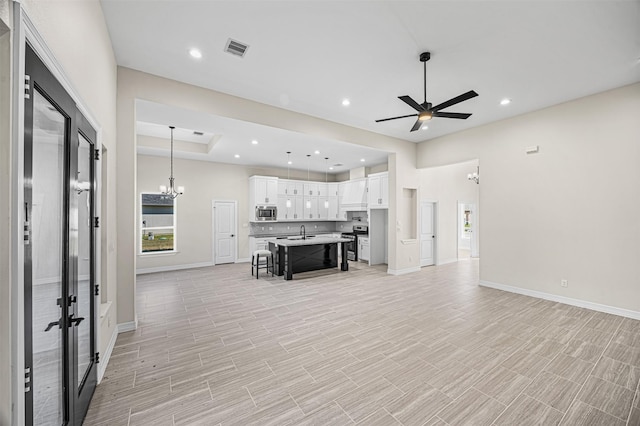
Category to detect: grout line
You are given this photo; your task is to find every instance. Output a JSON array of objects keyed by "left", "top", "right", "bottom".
[{"left": 244, "top": 385, "right": 258, "bottom": 408}]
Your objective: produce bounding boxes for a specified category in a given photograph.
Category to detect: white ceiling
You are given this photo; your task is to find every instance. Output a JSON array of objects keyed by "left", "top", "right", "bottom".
[
  {"left": 101, "top": 0, "right": 640, "bottom": 168},
  {"left": 135, "top": 100, "right": 390, "bottom": 174}
]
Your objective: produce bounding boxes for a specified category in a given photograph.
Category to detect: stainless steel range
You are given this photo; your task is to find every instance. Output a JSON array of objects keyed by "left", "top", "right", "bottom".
[{"left": 341, "top": 225, "right": 368, "bottom": 261}]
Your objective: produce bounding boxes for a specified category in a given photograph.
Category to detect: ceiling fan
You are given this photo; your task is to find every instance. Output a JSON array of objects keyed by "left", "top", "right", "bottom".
[{"left": 376, "top": 52, "right": 478, "bottom": 132}]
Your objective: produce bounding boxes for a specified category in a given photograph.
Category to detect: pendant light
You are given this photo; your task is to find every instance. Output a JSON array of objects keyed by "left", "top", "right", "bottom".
[
  {"left": 305, "top": 154, "right": 311, "bottom": 209},
  {"left": 324, "top": 157, "right": 329, "bottom": 209},
  {"left": 159, "top": 126, "right": 184, "bottom": 198},
  {"left": 286, "top": 151, "right": 292, "bottom": 208}
]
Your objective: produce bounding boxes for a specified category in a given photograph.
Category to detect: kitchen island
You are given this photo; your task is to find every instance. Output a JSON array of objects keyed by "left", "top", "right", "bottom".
[{"left": 269, "top": 236, "right": 351, "bottom": 280}]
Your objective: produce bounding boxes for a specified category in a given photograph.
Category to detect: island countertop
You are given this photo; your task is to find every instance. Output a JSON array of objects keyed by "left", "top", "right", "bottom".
[{"left": 269, "top": 236, "right": 351, "bottom": 247}]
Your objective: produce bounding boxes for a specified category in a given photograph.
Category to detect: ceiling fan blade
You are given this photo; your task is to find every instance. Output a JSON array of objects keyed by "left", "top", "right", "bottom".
[
  {"left": 410, "top": 118, "right": 423, "bottom": 132},
  {"left": 433, "top": 112, "right": 472, "bottom": 119},
  {"left": 398, "top": 95, "right": 426, "bottom": 112},
  {"left": 431, "top": 90, "right": 478, "bottom": 112},
  {"left": 375, "top": 113, "right": 418, "bottom": 123}
]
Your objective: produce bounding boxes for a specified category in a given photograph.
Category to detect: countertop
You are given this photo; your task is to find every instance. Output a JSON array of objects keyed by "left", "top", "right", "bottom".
[{"left": 269, "top": 236, "right": 351, "bottom": 247}]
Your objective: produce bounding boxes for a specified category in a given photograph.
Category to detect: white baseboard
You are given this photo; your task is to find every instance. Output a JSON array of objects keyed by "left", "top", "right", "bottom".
[
  {"left": 97, "top": 325, "right": 118, "bottom": 383},
  {"left": 436, "top": 258, "right": 458, "bottom": 266},
  {"left": 236, "top": 257, "right": 250, "bottom": 263},
  {"left": 387, "top": 266, "right": 421, "bottom": 276},
  {"left": 479, "top": 280, "right": 640, "bottom": 321},
  {"left": 136, "top": 261, "right": 214, "bottom": 275},
  {"left": 117, "top": 319, "right": 138, "bottom": 333}
]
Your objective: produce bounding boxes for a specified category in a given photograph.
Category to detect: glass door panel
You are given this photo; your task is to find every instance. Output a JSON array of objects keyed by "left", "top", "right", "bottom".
[
  {"left": 30, "top": 88, "right": 66, "bottom": 426},
  {"left": 75, "top": 133, "right": 92, "bottom": 389}
]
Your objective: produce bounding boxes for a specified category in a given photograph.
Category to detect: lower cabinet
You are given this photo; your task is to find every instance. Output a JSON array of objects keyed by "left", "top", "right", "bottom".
[{"left": 359, "top": 237, "right": 370, "bottom": 262}]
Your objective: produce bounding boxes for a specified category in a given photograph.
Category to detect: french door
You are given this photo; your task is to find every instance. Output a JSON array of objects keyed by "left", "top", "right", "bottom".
[{"left": 24, "top": 43, "right": 98, "bottom": 425}]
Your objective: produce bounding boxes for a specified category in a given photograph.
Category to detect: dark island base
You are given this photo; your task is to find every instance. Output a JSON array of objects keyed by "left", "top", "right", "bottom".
[{"left": 270, "top": 241, "right": 349, "bottom": 280}]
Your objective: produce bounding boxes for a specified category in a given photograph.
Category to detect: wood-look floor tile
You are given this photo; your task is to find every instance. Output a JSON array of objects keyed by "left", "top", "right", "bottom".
[
  {"left": 524, "top": 371, "right": 582, "bottom": 412},
  {"left": 335, "top": 377, "right": 404, "bottom": 423},
  {"left": 577, "top": 376, "right": 634, "bottom": 420},
  {"left": 559, "top": 400, "right": 626, "bottom": 426},
  {"left": 563, "top": 339, "right": 606, "bottom": 363},
  {"left": 629, "top": 406, "right": 640, "bottom": 425},
  {"left": 493, "top": 394, "right": 563, "bottom": 426},
  {"left": 384, "top": 383, "right": 452, "bottom": 426},
  {"left": 297, "top": 402, "right": 355, "bottom": 425},
  {"left": 605, "top": 342, "right": 640, "bottom": 367},
  {"left": 591, "top": 356, "right": 640, "bottom": 391},
  {"left": 473, "top": 366, "right": 532, "bottom": 405},
  {"left": 340, "top": 353, "right": 400, "bottom": 386},
  {"left": 436, "top": 388, "right": 505, "bottom": 426},
  {"left": 524, "top": 336, "right": 567, "bottom": 359},
  {"left": 355, "top": 408, "right": 401, "bottom": 425},
  {"left": 544, "top": 353, "right": 594, "bottom": 384},
  {"left": 502, "top": 349, "right": 550, "bottom": 379},
  {"left": 425, "top": 361, "right": 483, "bottom": 399},
  {"left": 288, "top": 371, "right": 359, "bottom": 414},
  {"left": 87, "top": 261, "right": 638, "bottom": 425}
]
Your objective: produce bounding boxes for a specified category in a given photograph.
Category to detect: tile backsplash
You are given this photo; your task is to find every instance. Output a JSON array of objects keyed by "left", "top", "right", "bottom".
[{"left": 250, "top": 211, "right": 368, "bottom": 236}]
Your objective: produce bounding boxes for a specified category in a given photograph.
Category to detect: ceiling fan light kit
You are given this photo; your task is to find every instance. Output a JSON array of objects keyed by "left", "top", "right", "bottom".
[{"left": 376, "top": 51, "right": 478, "bottom": 132}]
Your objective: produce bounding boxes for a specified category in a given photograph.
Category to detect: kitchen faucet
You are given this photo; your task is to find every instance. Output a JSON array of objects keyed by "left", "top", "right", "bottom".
[{"left": 300, "top": 225, "right": 306, "bottom": 239}]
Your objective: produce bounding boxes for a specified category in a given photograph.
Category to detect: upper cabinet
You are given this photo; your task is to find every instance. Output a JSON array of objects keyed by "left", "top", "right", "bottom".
[
  {"left": 251, "top": 176, "right": 278, "bottom": 205},
  {"left": 339, "top": 178, "right": 368, "bottom": 210},
  {"left": 250, "top": 176, "right": 278, "bottom": 222},
  {"left": 368, "top": 172, "right": 389, "bottom": 209}
]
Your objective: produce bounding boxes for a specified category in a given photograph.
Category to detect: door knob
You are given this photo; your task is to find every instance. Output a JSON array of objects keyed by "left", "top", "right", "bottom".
[{"left": 230, "top": 234, "right": 235, "bottom": 237}]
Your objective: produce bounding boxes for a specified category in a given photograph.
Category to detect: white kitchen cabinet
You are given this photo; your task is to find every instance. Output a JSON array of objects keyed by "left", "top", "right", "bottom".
[
  {"left": 327, "top": 183, "right": 339, "bottom": 197},
  {"left": 250, "top": 175, "right": 278, "bottom": 218},
  {"left": 303, "top": 182, "right": 319, "bottom": 197},
  {"left": 318, "top": 197, "right": 329, "bottom": 220},
  {"left": 277, "top": 196, "right": 303, "bottom": 221},
  {"left": 327, "top": 196, "right": 340, "bottom": 220},
  {"left": 368, "top": 172, "right": 389, "bottom": 209},
  {"left": 317, "top": 183, "right": 328, "bottom": 197},
  {"left": 359, "top": 237, "right": 370, "bottom": 262},
  {"left": 279, "top": 179, "right": 304, "bottom": 197},
  {"left": 249, "top": 236, "right": 273, "bottom": 254},
  {"left": 303, "top": 196, "right": 318, "bottom": 220}
]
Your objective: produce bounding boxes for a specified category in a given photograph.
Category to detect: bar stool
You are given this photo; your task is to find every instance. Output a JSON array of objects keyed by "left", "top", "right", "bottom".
[{"left": 251, "top": 249, "right": 273, "bottom": 278}]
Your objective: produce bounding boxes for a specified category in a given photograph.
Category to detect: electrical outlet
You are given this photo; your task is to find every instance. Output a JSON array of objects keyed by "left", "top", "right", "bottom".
[
  {"left": 269, "top": 226, "right": 273, "bottom": 230},
  {"left": 561, "top": 279, "right": 568, "bottom": 288}
]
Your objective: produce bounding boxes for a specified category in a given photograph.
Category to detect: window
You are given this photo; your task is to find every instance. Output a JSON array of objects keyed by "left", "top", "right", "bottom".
[{"left": 140, "top": 193, "right": 176, "bottom": 253}]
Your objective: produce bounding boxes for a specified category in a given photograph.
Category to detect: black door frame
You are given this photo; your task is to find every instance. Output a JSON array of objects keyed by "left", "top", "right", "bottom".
[{"left": 24, "top": 42, "right": 98, "bottom": 426}]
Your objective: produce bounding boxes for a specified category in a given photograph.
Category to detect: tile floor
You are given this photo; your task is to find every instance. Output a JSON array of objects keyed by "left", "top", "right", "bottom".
[{"left": 85, "top": 259, "right": 640, "bottom": 425}]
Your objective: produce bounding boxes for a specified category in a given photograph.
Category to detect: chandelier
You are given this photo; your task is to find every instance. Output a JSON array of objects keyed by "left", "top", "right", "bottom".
[{"left": 159, "top": 125, "right": 184, "bottom": 198}]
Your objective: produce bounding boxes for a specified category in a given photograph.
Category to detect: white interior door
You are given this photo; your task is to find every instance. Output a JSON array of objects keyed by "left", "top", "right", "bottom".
[
  {"left": 420, "top": 201, "right": 435, "bottom": 266},
  {"left": 213, "top": 201, "right": 236, "bottom": 264}
]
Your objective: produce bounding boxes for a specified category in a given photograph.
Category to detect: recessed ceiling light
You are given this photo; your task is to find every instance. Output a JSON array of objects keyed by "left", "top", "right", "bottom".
[
  {"left": 422, "top": 125, "right": 429, "bottom": 130},
  {"left": 329, "top": 166, "right": 334, "bottom": 170},
  {"left": 500, "top": 98, "right": 511, "bottom": 106},
  {"left": 189, "top": 48, "right": 202, "bottom": 59},
  {"left": 360, "top": 158, "right": 365, "bottom": 162},
  {"left": 314, "top": 150, "right": 320, "bottom": 155},
  {"left": 251, "top": 140, "right": 258, "bottom": 145},
  {"left": 342, "top": 99, "right": 350, "bottom": 106},
  {"left": 234, "top": 154, "right": 240, "bottom": 158},
  {"left": 287, "top": 161, "right": 292, "bottom": 165}
]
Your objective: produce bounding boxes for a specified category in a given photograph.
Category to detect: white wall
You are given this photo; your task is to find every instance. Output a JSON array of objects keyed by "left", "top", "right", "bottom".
[
  {"left": 419, "top": 160, "right": 479, "bottom": 265},
  {"left": 417, "top": 83, "right": 640, "bottom": 314}
]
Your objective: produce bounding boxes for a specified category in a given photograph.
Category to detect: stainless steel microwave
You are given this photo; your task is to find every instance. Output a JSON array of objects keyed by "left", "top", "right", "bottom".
[{"left": 255, "top": 205, "right": 277, "bottom": 221}]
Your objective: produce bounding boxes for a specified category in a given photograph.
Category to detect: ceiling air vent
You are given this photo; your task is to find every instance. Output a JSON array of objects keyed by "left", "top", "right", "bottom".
[
  {"left": 193, "top": 131, "right": 204, "bottom": 136},
  {"left": 224, "top": 38, "right": 249, "bottom": 57}
]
